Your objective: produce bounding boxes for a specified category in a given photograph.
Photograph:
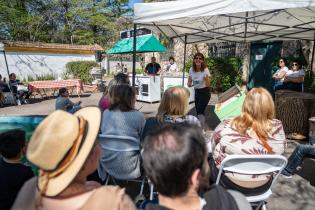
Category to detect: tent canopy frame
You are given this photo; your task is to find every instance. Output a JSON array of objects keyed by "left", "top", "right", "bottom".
[{"left": 131, "top": 0, "right": 315, "bottom": 86}]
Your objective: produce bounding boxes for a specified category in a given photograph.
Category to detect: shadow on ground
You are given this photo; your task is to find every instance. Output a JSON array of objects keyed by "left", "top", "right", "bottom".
[
  {"left": 188, "top": 104, "right": 221, "bottom": 131},
  {"left": 296, "top": 158, "right": 315, "bottom": 186}
]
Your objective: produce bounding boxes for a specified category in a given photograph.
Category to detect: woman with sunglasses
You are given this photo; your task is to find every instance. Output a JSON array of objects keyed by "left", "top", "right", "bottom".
[
  {"left": 284, "top": 60, "right": 305, "bottom": 92},
  {"left": 272, "top": 58, "right": 289, "bottom": 92},
  {"left": 187, "top": 53, "right": 211, "bottom": 127}
]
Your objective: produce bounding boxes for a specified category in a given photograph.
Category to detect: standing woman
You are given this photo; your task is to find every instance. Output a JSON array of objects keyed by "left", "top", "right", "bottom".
[
  {"left": 187, "top": 53, "right": 211, "bottom": 125},
  {"left": 272, "top": 58, "right": 289, "bottom": 92}
]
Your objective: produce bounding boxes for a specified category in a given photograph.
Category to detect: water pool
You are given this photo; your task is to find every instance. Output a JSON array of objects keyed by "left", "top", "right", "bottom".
[
  {"left": 0, "top": 116, "right": 46, "bottom": 175},
  {"left": 0, "top": 116, "right": 45, "bottom": 140}
]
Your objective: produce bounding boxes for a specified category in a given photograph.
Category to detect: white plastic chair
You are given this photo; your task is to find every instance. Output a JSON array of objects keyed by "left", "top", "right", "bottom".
[{"left": 215, "top": 155, "right": 287, "bottom": 210}]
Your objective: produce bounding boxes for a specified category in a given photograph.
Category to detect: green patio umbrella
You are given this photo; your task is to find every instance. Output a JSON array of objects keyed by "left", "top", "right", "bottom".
[{"left": 107, "top": 34, "right": 166, "bottom": 54}]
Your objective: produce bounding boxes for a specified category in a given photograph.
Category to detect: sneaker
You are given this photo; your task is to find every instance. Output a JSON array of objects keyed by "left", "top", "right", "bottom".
[{"left": 281, "top": 169, "right": 293, "bottom": 178}]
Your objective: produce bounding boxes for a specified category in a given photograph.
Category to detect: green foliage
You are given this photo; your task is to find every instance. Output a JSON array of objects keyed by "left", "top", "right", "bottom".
[
  {"left": 25, "top": 75, "right": 35, "bottom": 82},
  {"left": 65, "top": 61, "right": 97, "bottom": 84},
  {"left": 304, "top": 71, "right": 315, "bottom": 93},
  {"left": 0, "top": 0, "right": 132, "bottom": 48},
  {"left": 136, "top": 68, "right": 144, "bottom": 74},
  {"left": 36, "top": 74, "right": 55, "bottom": 81},
  {"left": 23, "top": 74, "right": 55, "bottom": 82},
  {"left": 185, "top": 57, "right": 242, "bottom": 92}
]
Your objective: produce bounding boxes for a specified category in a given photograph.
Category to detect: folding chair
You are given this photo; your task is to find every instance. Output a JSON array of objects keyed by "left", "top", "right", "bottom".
[
  {"left": 2, "top": 92, "right": 17, "bottom": 105},
  {"left": 97, "top": 134, "right": 154, "bottom": 201},
  {"left": 215, "top": 155, "right": 287, "bottom": 210}
]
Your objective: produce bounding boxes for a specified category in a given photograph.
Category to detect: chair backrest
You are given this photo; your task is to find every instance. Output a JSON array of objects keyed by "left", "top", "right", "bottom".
[
  {"left": 215, "top": 155, "right": 287, "bottom": 188},
  {"left": 2, "top": 92, "right": 16, "bottom": 105},
  {"left": 98, "top": 134, "right": 142, "bottom": 180},
  {"left": 98, "top": 134, "right": 140, "bottom": 152}
]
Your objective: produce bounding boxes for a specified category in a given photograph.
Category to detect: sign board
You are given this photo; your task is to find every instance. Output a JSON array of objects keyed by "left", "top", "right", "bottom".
[
  {"left": 255, "top": 55, "right": 263, "bottom": 60},
  {"left": 120, "top": 28, "right": 152, "bottom": 39}
]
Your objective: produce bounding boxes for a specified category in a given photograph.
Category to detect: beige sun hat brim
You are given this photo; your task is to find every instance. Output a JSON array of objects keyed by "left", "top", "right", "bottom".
[{"left": 38, "top": 106, "right": 101, "bottom": 196}]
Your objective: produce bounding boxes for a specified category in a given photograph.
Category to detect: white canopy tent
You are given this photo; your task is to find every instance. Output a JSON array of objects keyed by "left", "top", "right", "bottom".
[
  {"left": 130, "top": 0, "right": 315, "bottom": 86},
  {"left": 134, "top": 0, "right": 315, "bottom": 43}
]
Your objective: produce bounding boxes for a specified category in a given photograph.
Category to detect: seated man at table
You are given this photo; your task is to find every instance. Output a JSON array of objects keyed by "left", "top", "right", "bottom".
[
  {"left": 145, "top": 57, "right": 161, "bottom": 75},
  {"left": 9, "top": 73, "right": 31, "bottom": 104},
  {"left": 55, "top": 87, "right": 81, "bottom": 113}
]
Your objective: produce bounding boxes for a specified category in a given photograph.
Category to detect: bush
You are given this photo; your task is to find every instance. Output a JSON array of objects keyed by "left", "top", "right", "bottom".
[
  {"left": 136, "top": 68, "right": 144, "bottom": 74},
  {"left": 185, "top": 57, "right": 242, "bottom": 92},
  {"left": 304, "top": 71, "right": 315, "bottom": 93},
  {"left": 23, "top": 74, "right": 55, "bottom": 82},
  {"left": 65, "top": 61, "right": 98, "bottom": 84},
  {"left": 36, "top": 74, "right": 55, "bottom": 81}
]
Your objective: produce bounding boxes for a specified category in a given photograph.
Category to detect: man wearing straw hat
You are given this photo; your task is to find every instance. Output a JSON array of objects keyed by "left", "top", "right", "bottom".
[{"left": 12, "top": 107, "right": 136, "bottom": 210}]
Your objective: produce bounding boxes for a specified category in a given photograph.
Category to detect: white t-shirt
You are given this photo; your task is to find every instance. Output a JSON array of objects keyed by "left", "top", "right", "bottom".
[
  {"left": 167, "top": 63, "right": 178, "bottom": 72},
  {"left": 274, "top": 66, "right": 289, "bottom": 81},
  {"left": 189, "top": 67, "right": 210, "bottom": 89},
  {"left": 286, "top": 69, "right": 305, "bottom": 78}
]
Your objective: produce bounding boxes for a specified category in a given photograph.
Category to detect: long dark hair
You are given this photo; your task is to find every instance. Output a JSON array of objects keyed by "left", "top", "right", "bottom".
[
  {"left": 192, "top": 53, "right": 207, "bottom": 72},
  {"left": 109, "top": 84, "right": 135, "bottom": 111}
]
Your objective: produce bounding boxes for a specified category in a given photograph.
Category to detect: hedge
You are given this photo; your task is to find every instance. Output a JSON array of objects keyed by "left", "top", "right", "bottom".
[{"left": 65, "top": 61, "right": 98, "bottom": 84}]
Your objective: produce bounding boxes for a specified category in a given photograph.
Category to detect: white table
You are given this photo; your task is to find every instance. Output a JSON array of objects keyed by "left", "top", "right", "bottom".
[
  {"left": 163, "top": 76, "right": 195, "bottom": 103},
  {"left": 129, "top": 75, "right": 161, "bottom": 103}
]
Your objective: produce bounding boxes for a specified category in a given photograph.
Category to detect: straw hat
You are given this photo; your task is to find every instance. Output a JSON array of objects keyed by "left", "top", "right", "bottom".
[{"left": 26, "top": 107, "right": 101, "bottom": 196}]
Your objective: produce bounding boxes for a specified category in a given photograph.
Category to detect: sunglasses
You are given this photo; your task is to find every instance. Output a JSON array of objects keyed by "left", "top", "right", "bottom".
[
  {"left": 292, "top": 63, "right": 298, "bottom": 66},
  {"left": 194, "top": 57, "right": 203, "bottom": 60},
  {"left": 279, "top": 60, "right": 284, "bottom": 63}
]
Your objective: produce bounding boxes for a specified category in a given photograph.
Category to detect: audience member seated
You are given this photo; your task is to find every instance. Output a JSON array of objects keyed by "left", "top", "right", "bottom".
[
  {"left": 98, "top": 73, "right": 130, "bottom": 112},
  {"left": 0, "top": 74, "right": 10, "bottom": 92},
  {"left": 0, "top": 129, "right": 34, "bottom": 210},
  {"left": 143, "top": 123, "right": 251, "bottom": 210},
  {"left": 55, "top": 87, "right": 81, "bottom": 113},
  {"left": 142, "top": 86, "right": 201, "bottom": 140},
  {"left": 283, "top": 60, "right": 305, "bottom": 92},
  {"left": 9, "top": 73, "right": 31, "bottom": 104},
  {"left": 210, "top": 87, "right": 286, "bottom": 196},
  {"left": 281, "top": 144, "right": 315, "bottom": 178},
  {"left": 98, "top": 84, "right": 145, "bottom": 181},
  {"left": 12, "top": 107, "right": 136, "bottom": 210}
]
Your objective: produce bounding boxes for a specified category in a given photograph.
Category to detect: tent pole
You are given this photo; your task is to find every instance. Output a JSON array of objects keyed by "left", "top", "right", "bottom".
[
  {"left": 244, "top": 12, "right": 248, "bottom": 40},
  {"left": 182, "top": 35, "right": 187, "bottom": 86},
  {"left": 132, "top": 24, "right": 137, "bottom": 87},
  {"left": 311, "top": 33, "right": 315, "bottom": 74}
]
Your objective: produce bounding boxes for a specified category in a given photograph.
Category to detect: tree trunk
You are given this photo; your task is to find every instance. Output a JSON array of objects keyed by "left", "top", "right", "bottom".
[
  {"left": 241, "top": 42, "right": 250, "bottom": 85},
  {"left": 275, "top": 90, "right": 315, "bottom": 138}
]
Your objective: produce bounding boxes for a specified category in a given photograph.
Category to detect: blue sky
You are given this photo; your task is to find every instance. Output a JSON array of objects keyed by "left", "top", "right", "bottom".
[{"left": 128, "top": 0, "right": 143, "bottom": 7}]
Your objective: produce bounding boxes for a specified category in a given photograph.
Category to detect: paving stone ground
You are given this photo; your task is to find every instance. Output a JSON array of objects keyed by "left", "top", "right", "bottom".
[{"left": 1, "top": 92, "right": 314, "bottom": 209}]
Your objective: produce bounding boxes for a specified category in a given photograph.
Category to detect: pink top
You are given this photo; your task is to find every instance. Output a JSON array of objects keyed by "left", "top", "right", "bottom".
[{"left": 99, "top": 96, "right": 111, "bottom": 111}]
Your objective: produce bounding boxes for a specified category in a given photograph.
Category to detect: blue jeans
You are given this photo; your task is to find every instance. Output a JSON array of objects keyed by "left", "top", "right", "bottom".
[
  {"left": 285, "top": 144, "right": 315, "bottom": 174},
  {"left": 67, "top": 105, "right": 81, "bottom": 113}
]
